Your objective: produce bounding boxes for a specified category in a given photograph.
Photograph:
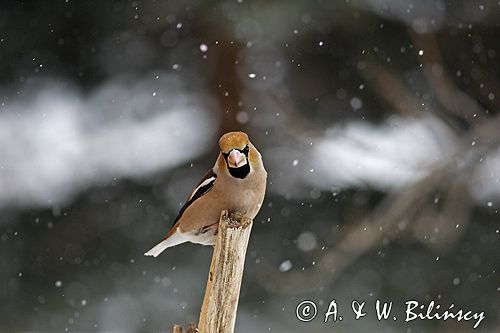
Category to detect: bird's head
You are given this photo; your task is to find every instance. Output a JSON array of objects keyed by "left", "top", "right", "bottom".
[{"left": 219, "top": 131, "right": 250, "bottom": 169}]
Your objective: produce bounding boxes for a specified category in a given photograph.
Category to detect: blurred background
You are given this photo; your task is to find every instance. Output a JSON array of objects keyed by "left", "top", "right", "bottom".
[{"left": 0, "top": 0, "right": 499, "bottom": 332}]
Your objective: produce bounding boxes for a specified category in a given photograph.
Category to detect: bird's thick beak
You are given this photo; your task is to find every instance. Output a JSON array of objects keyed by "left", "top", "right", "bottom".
[{"left": 228, "top": 149, "right": 246, "bottom": 168}]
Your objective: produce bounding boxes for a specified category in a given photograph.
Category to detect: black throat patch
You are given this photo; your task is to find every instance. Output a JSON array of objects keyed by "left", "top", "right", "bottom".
[
  {"left": 228, "top": 163, "right": 250, "bottom": 179},
  {"left": 223, "top": 145, "right": 251, "bottom": 179}
]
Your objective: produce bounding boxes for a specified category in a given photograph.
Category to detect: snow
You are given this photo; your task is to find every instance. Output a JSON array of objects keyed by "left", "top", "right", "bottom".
[
  {"left": 279, "top": 260, "right": 293, "bottom": 272},
  {"left": 236, "top": 111, "right": 249, "bottom": 124},
  {"left": 311, "top": 115, "right": 456, "bottom": 190},
  {"left": 260, "top": 114, "right": 500, "bottom": 202},
  {"left": 0, "top": 75, "right": 218, "bottom": 210},
  {"left": 350, "top": 97, "right": 363, "bottom": 110},
  {"left": 297, "top": 231, "right": 317, "bottom": 252}
]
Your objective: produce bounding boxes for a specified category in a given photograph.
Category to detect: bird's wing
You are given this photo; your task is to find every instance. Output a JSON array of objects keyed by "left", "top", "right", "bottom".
[{"left": 171, "top": 168, "right": 217, "bottom": 227}]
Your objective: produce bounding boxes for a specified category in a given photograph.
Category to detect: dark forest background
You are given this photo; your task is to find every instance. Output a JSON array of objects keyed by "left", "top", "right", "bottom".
[{"left": 0, "top": 0, "right": 499, "bottom": 332}]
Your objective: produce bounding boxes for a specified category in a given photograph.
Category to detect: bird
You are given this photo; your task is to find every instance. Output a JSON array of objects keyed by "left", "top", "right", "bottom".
[{"left": 144, "top": 131, "right": 267, "bottom": 257}]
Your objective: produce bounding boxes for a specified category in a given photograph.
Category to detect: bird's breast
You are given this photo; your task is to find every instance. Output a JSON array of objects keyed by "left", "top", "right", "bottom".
[{"left": 224, "top": 173, "right": 266, "bottom": 218}]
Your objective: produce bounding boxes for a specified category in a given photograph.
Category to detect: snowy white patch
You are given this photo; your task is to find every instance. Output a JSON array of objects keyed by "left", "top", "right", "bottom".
[
  {"left": 309, "top": 115, "right": 457, "bottom": 190},
  {"left": 470, "top": 150, "right": 500, "bottom": 203},
  {"left": 279, "top": 259, "right": 293, "bottom": 272},
  {"left": 265, "top": 114, "right": 500, "bottom": 203},
  {"left": 297, "top": 231, "right": 317, "bottom": 252},
  {"left": 0, "top": 75, "right": 217, "bottom": 209}
]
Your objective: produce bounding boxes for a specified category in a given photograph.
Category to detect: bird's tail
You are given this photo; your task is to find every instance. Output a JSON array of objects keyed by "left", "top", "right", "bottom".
[{"left": 144, "top": 229, "right": 186, "bottom": 257}]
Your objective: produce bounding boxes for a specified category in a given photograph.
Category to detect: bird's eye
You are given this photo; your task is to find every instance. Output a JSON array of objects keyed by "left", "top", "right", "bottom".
[{"left": 242, "top": 145, "right": 249, "bottom": 156}]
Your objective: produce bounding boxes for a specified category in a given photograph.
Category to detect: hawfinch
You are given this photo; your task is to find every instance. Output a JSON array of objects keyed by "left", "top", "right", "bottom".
[{"left": 145, "top": 131, "right": 267, "bottom": 257}]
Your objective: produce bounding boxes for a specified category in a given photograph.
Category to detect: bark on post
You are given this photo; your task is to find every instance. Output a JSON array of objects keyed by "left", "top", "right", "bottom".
[
  {"left": 172, "top": 324, "right": 184, "bottom": 333},
  {"left": 172, "top": 322, "right": 197, "bottom": 333},
  {"left": 198, "top": 210, "right": 253, "bottom": 333}
]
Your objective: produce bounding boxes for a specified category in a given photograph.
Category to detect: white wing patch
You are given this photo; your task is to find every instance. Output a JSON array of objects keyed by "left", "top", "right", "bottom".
[{"left": 188, "top": 176, "right": 216, "bottom": 201}]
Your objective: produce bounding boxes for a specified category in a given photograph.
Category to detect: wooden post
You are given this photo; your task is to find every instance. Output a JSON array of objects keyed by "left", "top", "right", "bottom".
[
  {"left": 172, "top": 324, "right": 184, "bottom": 333},
  {"left": 172, "top": 211, "right": 252, "bottom": 333},
  {"left": 198, "top": 210, "right": 253, "bottom": 333},
  {"left": 172, "top": 322, "right": 197, "bottom": 333}
]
